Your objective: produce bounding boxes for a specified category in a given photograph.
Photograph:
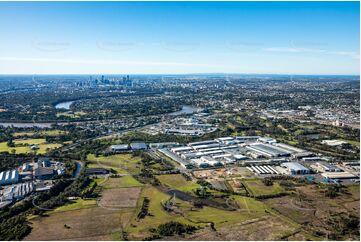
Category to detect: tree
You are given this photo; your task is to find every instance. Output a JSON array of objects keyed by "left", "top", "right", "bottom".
[
  {"left": 7, "top": 139, "right": 14, "bottom": 147},
  {"left": 325, "top": 185, "right": 339, "bottom": 198},
  {"left": 263, "top": 177, "right": 273, "bottom": 186}
]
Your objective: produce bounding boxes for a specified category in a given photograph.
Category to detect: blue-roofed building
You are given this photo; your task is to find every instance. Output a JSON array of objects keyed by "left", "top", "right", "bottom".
[
  {"left": 282, "top": 162, "right": 310, "bottom": 175},
  {"left": 130, "top": 142, "right": 148, "bottom": 150}
]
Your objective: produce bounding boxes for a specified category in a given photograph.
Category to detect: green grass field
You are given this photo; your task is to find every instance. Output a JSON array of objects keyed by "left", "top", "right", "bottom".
[
  {"left": 56, "top": 111, "right": 87, "bottom": 118},
  {"left": 49, "top": 198, "right": 97, "bottom": 213},
  {"left": 14, "top": 138, "right": 46, "bottom": 145},
  {"left": 347, "top": 140, "right": 360, "bottom": 148},
  {"left": 127, "top": 186, "right": 275, "bottom": 240},
  {"left": 0, "top": 138, "right": 62, "bottom": 154},
  {"left": 101, "top": 176, "right": 143, "bottom": 189},
  {"left": 127, "top": 186, "right": 196, "bottom": 239},
  {"left": 242, "top": 179, "right": 285, "bottom": 198},
  {"left": 13, "top": 130, "right": 68, "bottom": 137},
  {"left": 156, "top": 174, "right": 200, "bottom": 194},
  {"left": 87, "top": 153, "right": 142, "bottom": 174}
]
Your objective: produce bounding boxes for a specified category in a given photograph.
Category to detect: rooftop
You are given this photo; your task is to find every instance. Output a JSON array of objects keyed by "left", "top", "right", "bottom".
[{"left": 282, "top": 162, "right": 309, "bottom": 171}]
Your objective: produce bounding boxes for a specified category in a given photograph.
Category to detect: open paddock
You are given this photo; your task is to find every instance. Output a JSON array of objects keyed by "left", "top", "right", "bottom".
[
  {"left": 242, "top": 179, "right": 285, "bottom": 198},
  {"left": 0, "top": 138, "right": 62, "bottom": 154},
  {"left": 87, "top": 153, "right": 142, "bottom": 174},
  {"left": 25, "top": 206, "right": 134, "bottom": 241},
  {"left": 168, "top": 215, "right": 302, "bottom": 241},
  {"left": 265, "top": 184, "right": 360, "bottom": 239},
  {"left": 99, "top": 187, "right": 142, "bottom": 209},
  {"left": 156, "top": 174, "right": 200, "bottom": 194}
]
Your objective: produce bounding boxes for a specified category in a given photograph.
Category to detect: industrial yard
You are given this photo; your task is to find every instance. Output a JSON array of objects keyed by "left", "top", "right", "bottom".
[
  {"left": 159, "top": 136, "right": 359, "bottom": 185},
  {"left": 0, "top": 158, "right": 68, "bottom": 208}
]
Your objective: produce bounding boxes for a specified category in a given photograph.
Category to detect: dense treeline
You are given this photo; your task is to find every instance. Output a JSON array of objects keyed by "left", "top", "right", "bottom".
[{"left": 0, "top": 153, "right": 35, "bottom": 170}]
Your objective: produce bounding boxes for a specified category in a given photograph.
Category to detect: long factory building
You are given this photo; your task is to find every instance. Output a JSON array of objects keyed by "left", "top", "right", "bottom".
[
  {"left": 0, "top": 170, "right": 19, "bottom": 186},
  {"left": 167, "top": 136, "right": 307, "bottom": 169}
]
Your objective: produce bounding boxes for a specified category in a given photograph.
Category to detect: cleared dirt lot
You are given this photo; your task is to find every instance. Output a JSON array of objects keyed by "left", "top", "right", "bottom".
[
  {"left": 99, "top": 187, "right": 141, "bottom": 208},
  {"left": 25, "top": 207, "right": 134, "bottom": 241}
]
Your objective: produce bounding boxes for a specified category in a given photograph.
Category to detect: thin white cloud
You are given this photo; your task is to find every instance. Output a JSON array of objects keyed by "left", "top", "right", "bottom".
[
  {"left": 263, "top": 47, "right": 359, "bottom": 59},
  {"left": 263, "top": 47, "right": 326, "bottom": 53}
]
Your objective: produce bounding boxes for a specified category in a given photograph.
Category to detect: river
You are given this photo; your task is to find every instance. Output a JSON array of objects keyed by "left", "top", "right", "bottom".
[
  {"left": 74, "top": 161, "right": 83, "bottom": 178},
  {"left": 55, "top": 101, "right": 74, "bottom": 110},
  {"left": 168, "top": 105, "right": 201, "bottom": 116},
  {"left": 0, "top": 122, "right": 54, "bottom": 128}
]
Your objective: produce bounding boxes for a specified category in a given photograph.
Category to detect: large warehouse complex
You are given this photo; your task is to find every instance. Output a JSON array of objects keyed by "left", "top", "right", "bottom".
[
  {"left": 159, "top": 136, "right": 359, "bottom": 181},
  {"left": 0, "top": 158, "right": 66, "bottom": 208},
  {"left": 162, "top": 136, "right": 306, "bottom": 169}
]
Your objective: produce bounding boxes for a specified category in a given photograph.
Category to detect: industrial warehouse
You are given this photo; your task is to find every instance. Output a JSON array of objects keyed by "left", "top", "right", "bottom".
[
  {"left": 159, "top": 136, "right": 360, "bottom": 182},
  {"left": 0, "top": 158, "right": 66, "bottom": 208}
]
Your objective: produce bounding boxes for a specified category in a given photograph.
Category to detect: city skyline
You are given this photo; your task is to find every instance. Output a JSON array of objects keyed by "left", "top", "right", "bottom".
[{"left": 0, "top": 1, "right": 359, "bottom": 75}]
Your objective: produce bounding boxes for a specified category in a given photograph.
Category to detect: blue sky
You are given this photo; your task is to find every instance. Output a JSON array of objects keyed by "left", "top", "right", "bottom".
[{"left": 0, "top": 1, "right": 359, "bottom": 75}]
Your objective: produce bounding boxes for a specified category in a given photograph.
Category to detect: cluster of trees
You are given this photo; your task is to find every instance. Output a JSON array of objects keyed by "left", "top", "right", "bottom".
[
  {"left": 327, "top": 213, "right": 360, "bottom": 240},
  {"left": 0, "top": 195, "right": 35, "bottom": 240},
  {"left": 137, "top": 197, "right": 150, "bottom": 219},
  {"left": 194, "top": 186, "right": 211, "bottom": 198},
  {"left": 0, "top": 153, "right": 35, "bottom": 170},
  {"left": 324, "top": 184, "right": 349, "bottom": 199},
  {"left": 154, "top": 221, "right": 197, "bottom": 237},
  {"left": 119, "top": 131, "right": 196, "bottom": 145},
  {"left": 181, "top": 172, "right": 192, "bottom": 181},
  {"left": 0, "top": 213, "right": 31, "bottom": 240},
  {"left": 0, "top": 127, "right": 12, "bottom": 142},
  {"left": 262, "top": 177, "right": 274, "bottom": 186},
  {"left": 137, "top": 168, "right": 161, "bottom": 186},
  {"left": 34, "top": 168, "right": 91, "bottom": 214},
  {"left": 81, "top": 182, "right": 98, "bottom": 198}
]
